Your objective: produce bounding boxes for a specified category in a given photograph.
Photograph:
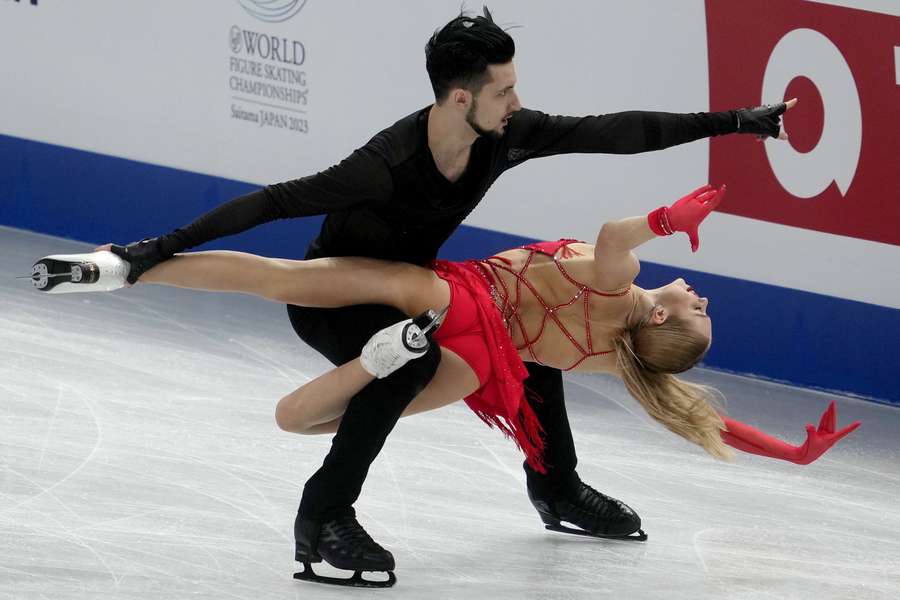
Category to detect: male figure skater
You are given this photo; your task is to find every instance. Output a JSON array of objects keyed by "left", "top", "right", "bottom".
[{"left": 111, "top": 8, "right": 794, "bottom": 587}]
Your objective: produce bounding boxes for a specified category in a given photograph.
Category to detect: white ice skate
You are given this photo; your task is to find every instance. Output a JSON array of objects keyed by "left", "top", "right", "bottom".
[
  {"left": 360, "top": 307, "right": 447, "bottom": 379},
  {"left": 30, "top": 251, "right": 131, "bottom": 294}
]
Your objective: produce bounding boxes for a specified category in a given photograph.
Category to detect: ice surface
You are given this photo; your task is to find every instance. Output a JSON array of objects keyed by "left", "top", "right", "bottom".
[{"left": 1, "top": 227, "right": 897, "bottom": 599}]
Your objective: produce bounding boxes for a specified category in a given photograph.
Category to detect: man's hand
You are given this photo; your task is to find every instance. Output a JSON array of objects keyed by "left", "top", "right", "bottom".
[
  {"left": 93, "top": 243, "right": 133, "bottom": 288},
  {"left": 736, "top": 97, "right": 798, "bottom": 140},
  {"left": 95, "top": 238, "right": 173, "bottom": 284}
]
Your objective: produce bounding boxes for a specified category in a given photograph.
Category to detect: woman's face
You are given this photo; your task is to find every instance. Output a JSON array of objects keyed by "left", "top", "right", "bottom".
[{"left": 653, "top": 278, "right": 712, "bottom": 341}]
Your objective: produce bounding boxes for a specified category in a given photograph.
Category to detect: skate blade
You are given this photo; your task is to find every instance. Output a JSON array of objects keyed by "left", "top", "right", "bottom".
[
  {"left": 31, "top": 251, "right": 130, "bottom": 294},
  {"left": 293, "top": 562, "right": 396, "bottom": 588},
  {"left": 544, "top": 523, "right": 648, "bottom": 542},
  {"left": 410, "top": 305, "right": 449, "bottom": 344},
  {"left": 419, "top": 305, "right": 449, "bottom": 335}
]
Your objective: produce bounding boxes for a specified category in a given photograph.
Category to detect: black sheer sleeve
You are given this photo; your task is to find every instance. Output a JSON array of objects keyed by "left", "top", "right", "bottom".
[
  {"left": 162, "top": 145, "right": 393, "bottom": 253},
  {"left": 504, "top": 108, "right": 737, "bottom": 164}
]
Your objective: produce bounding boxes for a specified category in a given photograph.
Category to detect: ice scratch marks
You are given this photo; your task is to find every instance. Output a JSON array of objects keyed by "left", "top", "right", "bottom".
[
  {"left": 176, "top": 451, "right": 289, "bottom": 542},
  {"left": 381, "top": 456, "right": 412, "bottom": 547},
  {"left": 476, "top": 439, "right": 522, "bottom": 486},
  {"left": 567, "top": 376, "right": 654, "bottom": 428},
  {"left": 228, "top": 336, "right": 310, "bottom": 387},
  {"left": 0, "top": 509, "right": 123, "bottom": 588},
  {"left": 36, "top": 385, "right": 64, "bottom": 471},
  {"left": 1, "top": 383, "right": 102, "bottom": 516},
  {"left": 692, "top": 527, "right": 712, "bottom": 574}
]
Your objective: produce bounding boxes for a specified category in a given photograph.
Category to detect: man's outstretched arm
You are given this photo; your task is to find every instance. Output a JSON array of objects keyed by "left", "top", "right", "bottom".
[
  {"left": 113, "top": 144, "right": 393, "bottom": 282},
  {"left": 505, "top": 99, "right": 796, "bottom": 160}
]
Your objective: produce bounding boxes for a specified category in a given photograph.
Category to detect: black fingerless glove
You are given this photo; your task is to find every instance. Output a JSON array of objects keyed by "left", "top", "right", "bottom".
[
  {"left": 734, "top": 103, "right": 787, "bottom": 138},
  {"left": 110, "top": 236, "right": 178, "bottom": 284}
]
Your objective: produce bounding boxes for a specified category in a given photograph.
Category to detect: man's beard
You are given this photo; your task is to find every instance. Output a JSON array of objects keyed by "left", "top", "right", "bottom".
[{"left": 465, "top": 98, "right": 504, "bottom": 139}]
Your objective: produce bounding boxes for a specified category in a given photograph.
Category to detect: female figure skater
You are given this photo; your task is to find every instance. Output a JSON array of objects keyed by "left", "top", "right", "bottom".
[{"left": 42, "top": 183, "right": 855, "bottom": 480}]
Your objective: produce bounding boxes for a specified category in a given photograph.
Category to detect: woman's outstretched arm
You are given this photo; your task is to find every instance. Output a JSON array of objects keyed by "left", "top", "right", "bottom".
[
  {"left": 592, "top": 184, "right": 726, "bottom": 290},
  {"left": 592, "top": 216, "right": 652, "bottom": 291},
  {"left": 720, "top": 402, "right": 860, "bottom": 465}
]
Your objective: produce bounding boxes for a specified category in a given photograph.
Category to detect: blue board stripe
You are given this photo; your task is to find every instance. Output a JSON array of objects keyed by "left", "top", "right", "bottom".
[{"left": 2, "top": 133, "right": 896, "bottom": 403}]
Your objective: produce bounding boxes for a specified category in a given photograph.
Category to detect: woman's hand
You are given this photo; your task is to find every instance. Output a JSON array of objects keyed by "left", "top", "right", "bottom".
[
  {"left": 794, "top": 401, "right": 861, "bottom": 465},
  {"left": 720, "top": 401, "right": 860, "bottom": 465},
  {"left": 647, "top": 184, "right": 726, "bottom": 252}
]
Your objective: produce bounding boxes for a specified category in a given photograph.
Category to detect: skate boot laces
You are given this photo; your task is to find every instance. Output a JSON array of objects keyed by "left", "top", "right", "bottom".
[
  {"left": 576, "top": 482, "right": 636, "bottom": 520},
  {"left": 328, "top": 516, "right": 379, "bottom": 548},
  {"left": 318, "top": 516, "right": 394, "bottom": 569},
  {"left": 294, "top": 516, "right": 397, "bottom": 587}
]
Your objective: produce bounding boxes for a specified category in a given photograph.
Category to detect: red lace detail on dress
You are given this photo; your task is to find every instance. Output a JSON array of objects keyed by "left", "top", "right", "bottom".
[{"left": 476, "top": 239, "right": 629, "bottom": 371}]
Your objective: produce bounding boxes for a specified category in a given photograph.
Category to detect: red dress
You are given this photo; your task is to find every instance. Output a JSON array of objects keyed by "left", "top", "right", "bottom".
[{"left": 431, "top": 240, "right": 630, "bottom": 473}]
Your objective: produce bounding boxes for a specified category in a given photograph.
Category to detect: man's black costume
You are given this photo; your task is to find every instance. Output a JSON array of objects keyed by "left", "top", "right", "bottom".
[{"left": 117, "top": 103, "right": 786, "bottom": 586}]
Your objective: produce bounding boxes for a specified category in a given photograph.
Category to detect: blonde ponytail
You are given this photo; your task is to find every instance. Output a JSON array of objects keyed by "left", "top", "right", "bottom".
[{"left": 614, "top": 321, "right": 733, "bottom": 461}]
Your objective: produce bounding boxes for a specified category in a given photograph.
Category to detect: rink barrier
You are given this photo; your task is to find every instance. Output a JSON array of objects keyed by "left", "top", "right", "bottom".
[{"left": 1, "top": 133, "right": 896, "bottom": 404}]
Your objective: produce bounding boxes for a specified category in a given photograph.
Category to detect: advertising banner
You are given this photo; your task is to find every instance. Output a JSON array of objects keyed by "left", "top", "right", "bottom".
[{"left": 707, "top": 0, "right": 900, "bottom": 247}]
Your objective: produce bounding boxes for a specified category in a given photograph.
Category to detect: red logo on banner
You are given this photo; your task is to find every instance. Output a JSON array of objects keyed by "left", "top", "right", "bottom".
[{"left": 706, "top": 0, "right": 900, "bottom": 246}]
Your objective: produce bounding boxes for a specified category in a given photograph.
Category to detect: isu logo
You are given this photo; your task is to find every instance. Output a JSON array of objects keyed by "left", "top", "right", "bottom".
[
  {"left": 706, "top": 0, "right": 900, "bottom": 246},
  {"left": 237, "top": 0, "right": 307, "bottom": 23}
]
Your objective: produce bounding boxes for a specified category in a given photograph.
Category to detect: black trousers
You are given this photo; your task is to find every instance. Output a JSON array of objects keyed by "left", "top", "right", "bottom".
[{"left": 287, "top": 302, "right": 580, "bottom": 521}]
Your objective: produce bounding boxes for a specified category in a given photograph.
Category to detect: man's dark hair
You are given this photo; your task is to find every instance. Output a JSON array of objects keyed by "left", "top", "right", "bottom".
[{"left": 425, "top": 6, "right": 515, "bottom": 102}]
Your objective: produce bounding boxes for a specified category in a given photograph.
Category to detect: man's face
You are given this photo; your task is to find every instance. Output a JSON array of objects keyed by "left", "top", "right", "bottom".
[{"left": 465, "top": 62, "right": 522, "bottom": 138}]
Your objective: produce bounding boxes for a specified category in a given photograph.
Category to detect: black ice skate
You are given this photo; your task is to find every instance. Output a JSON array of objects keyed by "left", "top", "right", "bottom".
[
  {"left": 529, "top": 482, "right": 648, "bottom": 541},
  {"left": 29, "top": 251, "right": 130, "bottom": 293},
  {"left": 293, "top": 515, "right": 397, "bottom": 588}
]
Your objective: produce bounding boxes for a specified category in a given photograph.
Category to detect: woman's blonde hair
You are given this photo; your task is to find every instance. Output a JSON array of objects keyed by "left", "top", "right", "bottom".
[{"left": 613, "top": 312, "right": 733, "bottom": 460}]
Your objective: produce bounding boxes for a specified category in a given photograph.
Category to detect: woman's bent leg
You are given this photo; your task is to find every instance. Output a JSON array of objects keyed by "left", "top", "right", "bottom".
[
  {"left": 278, "top": 348, "right": 480, "bottom": 435},
  {"left": 141, "top": 251, "right": 449, "bottom": 316},
  {"left": 275, "top": 358, "right": 374, "bottom": 433}
]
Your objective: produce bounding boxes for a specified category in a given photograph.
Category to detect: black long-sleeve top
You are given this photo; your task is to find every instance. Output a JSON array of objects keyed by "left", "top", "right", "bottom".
[{"left": 164, "top": 106, "right": 736, "bottom": 265}]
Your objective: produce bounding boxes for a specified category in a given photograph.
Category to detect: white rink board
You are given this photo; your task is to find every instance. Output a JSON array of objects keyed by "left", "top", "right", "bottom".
[{"left": 0, "top": 0, "right": 898, "bottom": 308}]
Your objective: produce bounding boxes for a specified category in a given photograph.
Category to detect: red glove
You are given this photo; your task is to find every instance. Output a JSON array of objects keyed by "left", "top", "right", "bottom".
[
  {"left": 720, "top": 401, "right": 860, "bottom": 465},
  {"left": 647, "top": 184, "right": 726, "bottom": 252}
]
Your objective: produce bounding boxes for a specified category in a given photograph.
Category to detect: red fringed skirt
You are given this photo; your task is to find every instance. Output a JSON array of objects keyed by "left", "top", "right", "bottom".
[{"left": 430, "top": 259, "right": 546, "bottom": 473}]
